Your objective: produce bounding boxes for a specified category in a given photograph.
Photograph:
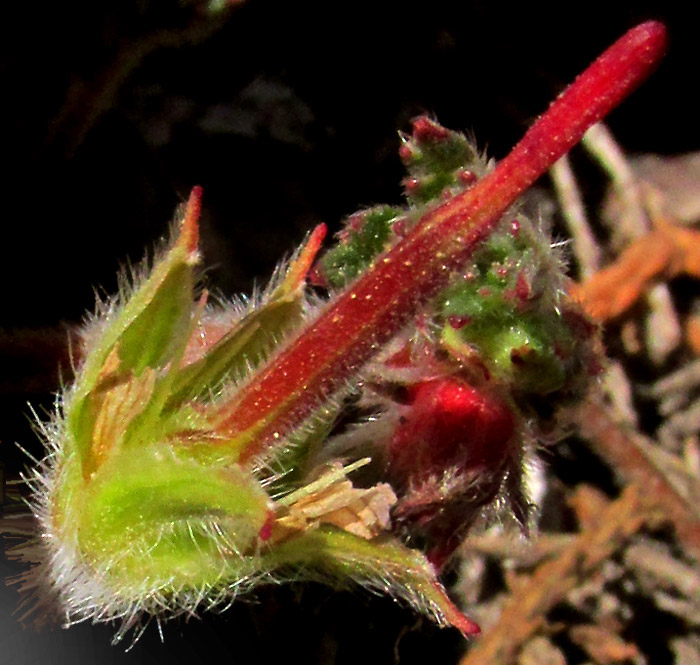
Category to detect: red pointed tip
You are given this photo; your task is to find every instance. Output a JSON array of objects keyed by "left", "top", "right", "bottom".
[
  {"left": 283, "top": 222, "right": 328, "bottom": 291},
  {"left": 456, "top": 615, "right": 482, "bottom": 638},
  {"left": 303, "top": 223, "right": 328, "bottom": 281},
  {"left": 486, "top": 21, "right": 667, "bottom": 208},
  {"left": 299, "top": 223, "right": 328, "bottom": 277},
  {"left": 310, "top": 221, "right": 328, "bottom": 247},
  {"left": 605, "top": 21, "right": 667, "bottom": 92},
  {"left": 429, "top": 579, "right": 482, "bottom": 636},
  {"left": 572, "top": 19, "right": 667, "bottom": 121},
  {"left": 179, "top": 186, "right": 202, "bottom": 255}
]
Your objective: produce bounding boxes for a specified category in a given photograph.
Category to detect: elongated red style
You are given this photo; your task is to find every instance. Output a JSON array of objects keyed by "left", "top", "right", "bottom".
[{"left": 212, "top": 22, "right": 666, "bottom": 461}]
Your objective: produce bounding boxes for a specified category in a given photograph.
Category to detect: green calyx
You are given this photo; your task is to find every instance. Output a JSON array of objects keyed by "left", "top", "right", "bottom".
[
  {"left": 43, "top": 187, "right": 476, "bottom": 637},
  {"left": 316, "top": 117, "right": 491, "bottom": 291}
]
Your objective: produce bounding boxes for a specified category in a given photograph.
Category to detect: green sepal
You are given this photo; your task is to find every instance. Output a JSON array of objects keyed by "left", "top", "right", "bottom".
[
  {"left": 67, "top": 236, "right": 196, "bottom": 472},
  {"left": 165, "top": 293, "right": 307, "bottom": 411},
  {"left": 166, "top": 225, "right": 325, "bottom": 412},
  {"left": 258, "top": 527, "right": 478, "bottom": 635},
  {"left": 116, "top": 263, "right": 194, "bottom": 376},
  {"left": 77, "top": 446, "right": 271, "bottom": 589}
]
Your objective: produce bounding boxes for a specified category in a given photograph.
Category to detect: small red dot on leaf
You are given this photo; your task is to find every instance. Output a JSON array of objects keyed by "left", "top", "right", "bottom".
[
  {"left": 447, "top": 314, "right": 471, "bottom": 329},
  {"left": 458, "top": 169, "right": 477, "bottom": 186}
]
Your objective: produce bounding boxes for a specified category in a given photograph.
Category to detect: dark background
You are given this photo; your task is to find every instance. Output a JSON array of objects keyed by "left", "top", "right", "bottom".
[{"left": 1, "top": 1, "right": 697, "bottom": 662}]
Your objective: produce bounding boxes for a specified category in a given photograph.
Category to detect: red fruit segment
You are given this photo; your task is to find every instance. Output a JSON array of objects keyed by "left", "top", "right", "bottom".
[{"left": 389, "top": 379, "right": 515, "bottom": 485}]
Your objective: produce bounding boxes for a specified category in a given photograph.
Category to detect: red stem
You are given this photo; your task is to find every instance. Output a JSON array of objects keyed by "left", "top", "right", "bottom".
[{"left": 212, "top": 21, "right": 666, "bottom": 460}]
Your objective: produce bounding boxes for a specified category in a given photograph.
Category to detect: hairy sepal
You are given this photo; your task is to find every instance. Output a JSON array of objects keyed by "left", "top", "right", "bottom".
[
  {"left": 35, "top": 195, "right": 473, "bottom": 637},
  {"left": 259, "top": 527, "right": 480, "bottom": 636},
  {"left": 40, "top": 195, "right": 326, "bottom": 621}
]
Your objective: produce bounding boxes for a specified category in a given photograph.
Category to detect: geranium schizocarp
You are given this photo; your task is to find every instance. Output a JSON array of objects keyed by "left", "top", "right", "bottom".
[{"left": 11, "top": 22, "right": 665, "bottom": 643}]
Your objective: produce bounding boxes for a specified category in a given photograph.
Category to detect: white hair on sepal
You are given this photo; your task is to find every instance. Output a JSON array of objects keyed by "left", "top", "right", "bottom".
[
  {"left": 6, "top": 392, "right": 74, "bottom": 625},
  {"left": 189, "top": 243, "right": 326, "bottom": 408},
  {"left": 12, "top": 372, "right": 245, "bottom": 641},
  {"left": 76, "top": 217, "right": 203, "bottom": 363},
  {"left": 9, "top": 223, "right": 330, "bottom": 646}
]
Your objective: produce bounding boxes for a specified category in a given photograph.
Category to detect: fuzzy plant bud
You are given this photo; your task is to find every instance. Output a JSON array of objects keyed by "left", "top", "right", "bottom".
[
  {"left": 435, "top": 212, "right": 601, "bottom": 400},
  {"left": 384, "top": 377, "right": 518, "bottom": 569}
]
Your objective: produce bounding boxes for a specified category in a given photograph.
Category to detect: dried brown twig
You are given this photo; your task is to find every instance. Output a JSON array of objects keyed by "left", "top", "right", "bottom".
[
  {"left": 575, "top": 398, "right": 700, "bottom": 558},
  {"left": 567, "top": 125, "right": 689, "bottom": 363},
  {"left": 569, "top": 219, "right": 700, "bottom": 323},
  {"left": 459, "top": 485, "right": 652, "bottom": 665}
]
